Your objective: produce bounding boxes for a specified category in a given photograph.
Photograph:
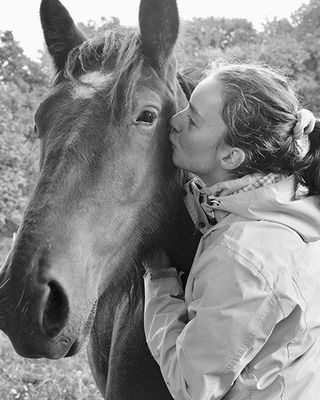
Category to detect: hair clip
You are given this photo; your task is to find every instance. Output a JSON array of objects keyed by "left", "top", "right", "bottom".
[
  {"left": 293, "top": 109, "right": 316, "bottom": 157},
  {"left": 293, "top": 109, "right": 316, "bottom": 138}
]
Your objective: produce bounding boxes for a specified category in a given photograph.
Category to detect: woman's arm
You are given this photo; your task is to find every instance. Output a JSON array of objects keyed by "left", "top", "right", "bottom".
[{"left": 144, "top": 245, "right": 291, "bottom": 400}]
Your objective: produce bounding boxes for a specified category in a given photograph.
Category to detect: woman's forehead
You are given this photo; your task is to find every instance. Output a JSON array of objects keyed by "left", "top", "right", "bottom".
[{"left": 190, "top": 76, "right": 224, "bottom": 122}]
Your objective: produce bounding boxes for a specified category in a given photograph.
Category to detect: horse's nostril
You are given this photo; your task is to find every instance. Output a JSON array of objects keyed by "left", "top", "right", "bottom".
[{"left": 42, "top": 281, "right": 69, "bottom": 338}]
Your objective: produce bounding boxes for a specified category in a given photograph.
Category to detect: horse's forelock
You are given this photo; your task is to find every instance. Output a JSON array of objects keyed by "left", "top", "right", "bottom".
[{"left": 51, "top": 29, "right": 177, "bottom": 125}]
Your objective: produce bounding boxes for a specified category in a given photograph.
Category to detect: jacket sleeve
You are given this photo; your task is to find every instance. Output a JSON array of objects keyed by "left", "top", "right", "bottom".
[{"left": 143, "top": 244, "right": 289, "bottom": 400}]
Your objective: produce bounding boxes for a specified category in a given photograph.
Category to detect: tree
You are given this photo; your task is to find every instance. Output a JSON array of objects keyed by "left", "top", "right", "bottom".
[
  {"left": 78, "top": 17, "right": 135, "bottom": 38},
  {"left": 293, "top": 0, "right": 320, "bottom": 35},
  {"left": 261, "top": 17, "right": 294, "bottom": 38},
  {"left": 180, "top": 17, "right": 258, "bottom": 60},
  {"left": 0, "top": 82, "right": 39, "bottom": 235},
  {"left": 0, "top": 31, "right": 44, "bottom": 235},
  {"left": 292, "top": 0, "right": 320, "bottom": 111},
  {"left": 0, "top": 31, "right": 47, "bottom": 92}
]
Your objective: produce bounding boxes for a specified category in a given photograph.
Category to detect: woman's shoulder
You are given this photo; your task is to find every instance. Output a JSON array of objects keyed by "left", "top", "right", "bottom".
[
  {"left": 196, "top": 216, "right": 311, "bottom": 291},
  {"left": 189, "top": 215, "right": 320, "bottom": 332},
  {"left": 202, "top": 215, "right": 301, "bottom": 255}
]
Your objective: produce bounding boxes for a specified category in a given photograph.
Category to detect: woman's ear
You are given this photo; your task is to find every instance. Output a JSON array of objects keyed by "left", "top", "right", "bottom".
[{"left": 219, "top": 146, "right": 246, "bottom": 171}]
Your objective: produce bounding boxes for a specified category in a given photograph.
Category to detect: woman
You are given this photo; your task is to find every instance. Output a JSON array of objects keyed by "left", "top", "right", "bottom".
[{"left": 143, "top": 64, "right": 320, "bottom": 400}]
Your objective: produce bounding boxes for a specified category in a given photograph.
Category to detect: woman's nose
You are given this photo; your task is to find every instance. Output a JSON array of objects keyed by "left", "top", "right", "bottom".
[
  {"left": 169, "top": 116, "right": 178, "bottom": 132},
  {"left": 169, "top": 109, "right": 185, "bottom": 133}
]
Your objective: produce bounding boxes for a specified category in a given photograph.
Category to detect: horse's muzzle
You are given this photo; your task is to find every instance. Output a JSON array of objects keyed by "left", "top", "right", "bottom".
[{"left": 0, "top": 245, "right": 75, "bottom": 358}]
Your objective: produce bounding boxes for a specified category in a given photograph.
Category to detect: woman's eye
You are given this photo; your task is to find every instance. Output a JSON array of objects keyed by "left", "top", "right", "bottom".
[{"left": 136, "top": 110, "right": 157, "bottom": 124}]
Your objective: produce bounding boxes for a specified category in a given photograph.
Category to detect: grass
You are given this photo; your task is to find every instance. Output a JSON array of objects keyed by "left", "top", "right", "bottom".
[
  {"left": 0, "top": 237, "right": 103, "bottom": 400},
  {"left": 0, "top": 333, "right": 103, "bottom": 400}
]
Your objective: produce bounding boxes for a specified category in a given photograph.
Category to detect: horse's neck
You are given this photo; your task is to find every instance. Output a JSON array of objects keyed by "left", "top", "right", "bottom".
[{"left": 165, "top": 170, "right": 200, "bottom": 279}]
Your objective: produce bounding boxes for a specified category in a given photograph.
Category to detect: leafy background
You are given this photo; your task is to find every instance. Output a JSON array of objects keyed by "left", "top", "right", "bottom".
[{"left": 0, "top": 0, "right": 320, "bottom": 398}]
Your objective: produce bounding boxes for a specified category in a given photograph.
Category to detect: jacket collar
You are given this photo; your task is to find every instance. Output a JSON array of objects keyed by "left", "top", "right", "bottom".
[{"left": 184, "top": 175, "right": 320, "bottom": 242}]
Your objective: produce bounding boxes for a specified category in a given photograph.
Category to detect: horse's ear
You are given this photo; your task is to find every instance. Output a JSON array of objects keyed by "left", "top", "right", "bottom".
[
  {"left": 139, "top": 0, "right": 179, "bottom": 71},
  {"left": 40, "top": 0, "right": 86, "bottom": 72}
]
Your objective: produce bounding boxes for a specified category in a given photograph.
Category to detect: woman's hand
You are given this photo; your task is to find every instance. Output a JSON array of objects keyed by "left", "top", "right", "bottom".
[{"left": 142, "top": 248, "right": 172, "bottom": 270}]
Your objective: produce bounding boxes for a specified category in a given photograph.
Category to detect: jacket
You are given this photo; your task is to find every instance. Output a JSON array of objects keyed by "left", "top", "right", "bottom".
[{"left": 144, "top": 175, "right": 320, "bottom": 400}]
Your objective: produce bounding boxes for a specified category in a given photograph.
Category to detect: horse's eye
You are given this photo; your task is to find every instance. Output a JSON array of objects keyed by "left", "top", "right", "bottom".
[{"left": 136, "top": 110, "right": 157, "bottom": 124}]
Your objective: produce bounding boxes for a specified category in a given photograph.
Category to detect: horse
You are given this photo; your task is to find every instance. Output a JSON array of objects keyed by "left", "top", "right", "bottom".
[{"left": 0, "top": 0, "right": 201, "bottom": 398}]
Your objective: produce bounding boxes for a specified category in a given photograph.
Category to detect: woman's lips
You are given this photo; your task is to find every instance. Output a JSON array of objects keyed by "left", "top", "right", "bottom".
[{"left": 169, "top": 132, "right": 176, "bottom": 148}]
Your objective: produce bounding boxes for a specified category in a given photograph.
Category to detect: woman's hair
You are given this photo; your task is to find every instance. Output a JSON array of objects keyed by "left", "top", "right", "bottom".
[{"left": 209, "top": 63, "right": 320, "bottom": 195}]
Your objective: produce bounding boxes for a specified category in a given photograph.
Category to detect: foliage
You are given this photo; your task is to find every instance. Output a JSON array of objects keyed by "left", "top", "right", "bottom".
[
  {"left": 292, "top": 0, "right": 320, "bottom": 111},
  {"left": 0, "top": 31, "right": 44, "bottom": 236},
  {"left": 178, "top": 17, "right": 257, "bottom": 69},
  {"left": 78, "top": 16, "right": 135, "bottom": 39},
  {"left": 0, "top": 81, "right": 40, "bottom": 236},
  {"left": 181, "top": 17, "right": 257, "bottom": 53},
  {"left": 0, "top": 31, "right": 47, "bottom": 92}
]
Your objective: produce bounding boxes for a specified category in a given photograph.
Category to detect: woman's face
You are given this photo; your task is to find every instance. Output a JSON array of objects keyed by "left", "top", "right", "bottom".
[{"left": 169, "top": 75, "right": 228, "bottom": 185}]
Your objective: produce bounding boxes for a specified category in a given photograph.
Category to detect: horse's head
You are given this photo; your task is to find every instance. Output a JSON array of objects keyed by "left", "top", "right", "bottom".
[{"left": 0, "top": 0, "right": 190, "bottom": 359}]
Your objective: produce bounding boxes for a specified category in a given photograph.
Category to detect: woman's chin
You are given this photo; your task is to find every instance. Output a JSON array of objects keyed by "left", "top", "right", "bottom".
[
  {"left": 171, "top": 153, "right": 183, "bottom": 170},
  {"left": 171, "top": 154, "right": 189, "bottom": 172}
]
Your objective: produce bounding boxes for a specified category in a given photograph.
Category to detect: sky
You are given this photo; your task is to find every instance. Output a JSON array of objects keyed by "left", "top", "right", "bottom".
[{"left": 1, "top": 0, "right": 308, "bottom": 61}]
